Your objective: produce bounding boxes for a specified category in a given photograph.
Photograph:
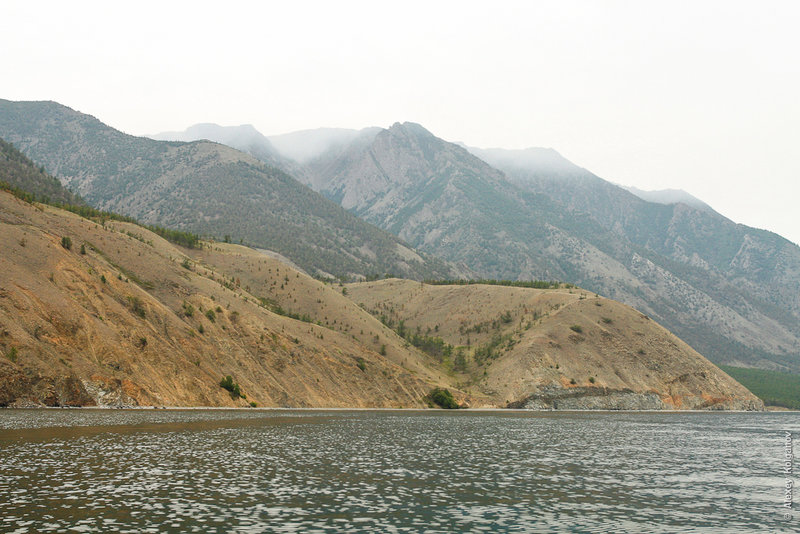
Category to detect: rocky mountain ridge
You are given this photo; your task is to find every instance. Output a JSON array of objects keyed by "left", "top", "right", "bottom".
[
  {"left": 0, "top": 99, "right": 453, "bottom": 282},
  {"left": 281, "top": 122, "right": 800, "bottom": 372}
]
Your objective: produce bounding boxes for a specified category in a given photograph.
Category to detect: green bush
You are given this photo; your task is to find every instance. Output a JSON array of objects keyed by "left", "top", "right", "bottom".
[
  {"left": 61, "top": 236, "right": 72, "bottom": 250},
  {"left": 219, "top": 375, "right": 242, "bottom": 399},
  {"left": 127, "top": 296, "right": 146, "bottom": 318},
  {"left": 569, "top": 325, "right": 583, "bottom": 333},
  {"left": 205, "top": 309, "right": 216, "bottom": 322},
  {"left": 427, "top": 387, "right": 459, "bottom": 409},
  {"left": 356, "top": 357, "right": 366, "bottom": 371}
]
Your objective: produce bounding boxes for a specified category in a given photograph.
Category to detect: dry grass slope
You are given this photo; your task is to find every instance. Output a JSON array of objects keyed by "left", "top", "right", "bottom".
[
  {"left": 346, "top": 279, "right": 763, "bottom": 410},
  {"left": 0, "top": 191, "right": 442, "bottom": 407}
]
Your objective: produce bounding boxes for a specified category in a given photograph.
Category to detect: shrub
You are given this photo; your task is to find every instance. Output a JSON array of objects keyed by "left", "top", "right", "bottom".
[
  {"left": 205, "top": 309, "right": 216, "bottom": 322},
  {"left": 427, "top": 387, "right": 459, "bottom": 409},
  {"left": 453, "top": 350, "right": 468, "bottom": 372},
  {"left": 80, "top": 243, "right": 86, "bottom": 255},
  {"left": 569, "top": 325, "right": 583, "bottom": 333},
  {"left": 127, "top": 296, "right": 146, "bottom": 318},
  {"left": 356, "top": 357, "right": 366, "bottom": 371},
  {"left": 61, "top": 236, "right": 72, "bottom": 250},
  {"left": 379, "top": 344, "right": 387, "bottom": 356},
  {"left": 589, "top": 377, "right": 595, "bottom": 384},
  {"left": 219, "top": 375, "right": 242, "bottom": 398},
  {"left": 601, "top": 317, "right": 613, "bottom": 324},
  {"left": 6, "top": 347, "right": 18, "bottom": 363}
]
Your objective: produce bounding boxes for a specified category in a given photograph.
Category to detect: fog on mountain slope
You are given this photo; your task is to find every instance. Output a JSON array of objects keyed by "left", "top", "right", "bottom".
[
  {"left": 267, "top": 127, "right": 382, "bottom": 164},
  {"left": 620, "top": 185, "right": 714, "bottom": 212}
]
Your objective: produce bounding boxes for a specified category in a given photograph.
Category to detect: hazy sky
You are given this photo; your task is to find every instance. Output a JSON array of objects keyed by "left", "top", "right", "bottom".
[{"left": 3, "top": 0, "right": 799, "bottom": 244}]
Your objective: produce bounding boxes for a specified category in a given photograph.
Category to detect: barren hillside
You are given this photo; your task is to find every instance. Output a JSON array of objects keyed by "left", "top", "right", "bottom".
[
  {"left": 347, "top": 279, "right": 762, "bottom": 410},
  {"left": 0, "top": 191, "right": 442, "bottom": 407}
]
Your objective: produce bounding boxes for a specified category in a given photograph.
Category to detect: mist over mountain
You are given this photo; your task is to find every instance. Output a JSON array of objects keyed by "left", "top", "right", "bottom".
[
  {"left": 620, "top": 185, "right": 714, "bottom": 212},
  {"left": 0, "top": 100, "right": 453, "bottom": 281},
  {"left": 268, "top": 127, "right": 382, "bottom": 164},
  {"left": 149, "top": 123, "right": 312, "bottom": 183}
]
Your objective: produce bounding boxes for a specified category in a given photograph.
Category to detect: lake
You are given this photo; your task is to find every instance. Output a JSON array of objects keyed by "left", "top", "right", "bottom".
[{"left": 0, "top": 409, "right": 796, "bottom": 532}]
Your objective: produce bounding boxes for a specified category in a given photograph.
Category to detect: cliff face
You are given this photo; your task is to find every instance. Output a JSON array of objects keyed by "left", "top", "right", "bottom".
[{"left": 346, "top": 280, "right": 764, "bottom": 411}]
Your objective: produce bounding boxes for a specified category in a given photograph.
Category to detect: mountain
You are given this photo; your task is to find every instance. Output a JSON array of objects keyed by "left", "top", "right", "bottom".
[
  {"left": 0, "top": 184, "right": 761, "bottom": 409},
  {"left": 0, "top": 100, "right": 453, "bottom": 281},
  {"left": 620, "top": 185, "right": 714, "bottom": 212},
  {"left": 473, "top": 144, "right": 800, "bottom": 371},
  {"left": 346, "top": 279, "right": 761, "bottom": 410},
  {"left": 280, "top": 122, "right": 800, "bottom": 372},
  {"left": 149, "top": 122, "right": 313, "bottom": 183},
  {"left": 0, "top": 137, "right": 83, "bottom": 205},
  {"left": 0, "top": 189, "right": 446, "bottom": 407}
]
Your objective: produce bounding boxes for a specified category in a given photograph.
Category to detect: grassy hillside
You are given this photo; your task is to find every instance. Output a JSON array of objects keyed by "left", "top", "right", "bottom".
[
  {"left": 719, "top": 366, "right": 800, "bottom": 409},
  {"left": 347, "top": 279, "right": 763, "bottom": 410},
  {"left": 0, "top": 185, "right": 763, "bottom": 409},
  {"left": 0, "top": 189, "right": 449, "bottom": 407}
]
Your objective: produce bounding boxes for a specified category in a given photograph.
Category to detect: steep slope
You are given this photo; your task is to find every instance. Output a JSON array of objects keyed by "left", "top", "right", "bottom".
[
  {"left": 0, "top": 183, "right": 761, "bottom": 409},
  {"left": 0, "top": 190, "right": 449, "bottom": 407},
  {"left": 472, "top": 145, "right": 800, "bottom": 371},
  {"left": 346, "top": 279, "right": 762, "bottom": 410},
  {"left": 0, "top": 99, "right": 453, "bottom": 281},
  {"left": 0, "top": 137, "right": 83, "bottom": 205},
  {"left": 291, "top": 122, "right": 800, "bottom": 371}
]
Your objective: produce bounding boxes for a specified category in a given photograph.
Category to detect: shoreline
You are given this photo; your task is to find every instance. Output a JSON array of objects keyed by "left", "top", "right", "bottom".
[{"left": 2, "top": 405, "right": 794, "bottom": 413}]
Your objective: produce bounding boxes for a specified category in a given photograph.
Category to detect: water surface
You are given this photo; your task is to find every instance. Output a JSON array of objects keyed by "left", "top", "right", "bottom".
[{"left": 1, "top": 409, "right": 796, "bottom": 532}]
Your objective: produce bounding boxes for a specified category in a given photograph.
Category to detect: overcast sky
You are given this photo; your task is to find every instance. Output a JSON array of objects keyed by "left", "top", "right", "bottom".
[{"left": 3, "top": 0, "right": 799, "bottom": 244}]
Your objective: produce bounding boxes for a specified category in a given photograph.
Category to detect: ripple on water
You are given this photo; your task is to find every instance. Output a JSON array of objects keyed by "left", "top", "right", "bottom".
[{"left": 0, "top": 410, "right": 796, "bottom": 532}]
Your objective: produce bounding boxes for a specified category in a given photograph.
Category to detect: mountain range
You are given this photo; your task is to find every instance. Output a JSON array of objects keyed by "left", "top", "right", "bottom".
[
  {"left": 0, "top": 143, "right": 761, "bottom": 409},
  {"left": 1, "top": 99, "right": 798, "bottom": 374},
  {"left": 0, "top": 100, "right": 452, "bottom": 282},
  {"left": 146, "top": 119, "right": 800, "bottom": 373}
]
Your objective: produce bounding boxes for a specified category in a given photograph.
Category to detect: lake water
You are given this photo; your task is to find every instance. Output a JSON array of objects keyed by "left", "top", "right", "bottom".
[{"left": 0, "top": 409, "right": 797, "bottom": 533}]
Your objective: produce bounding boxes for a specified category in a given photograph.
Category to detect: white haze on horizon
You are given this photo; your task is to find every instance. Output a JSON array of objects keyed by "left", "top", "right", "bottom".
[{"left": 2, "top": 0, "right": 799, "bottom": 245}]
